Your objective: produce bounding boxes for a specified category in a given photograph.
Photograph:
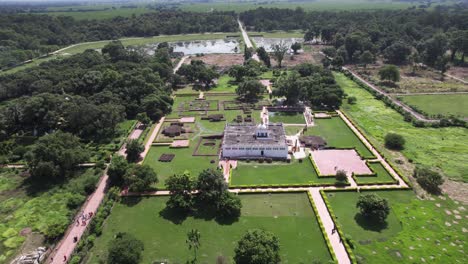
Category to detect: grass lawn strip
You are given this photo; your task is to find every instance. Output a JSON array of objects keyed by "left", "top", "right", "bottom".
[
  {"left": 230, "top": 159, "right": 336, "bottom": 186},
  {"left": 269, "top": 111, "right": 305, "bottom": 124},
  {"left": 353, "top": 161, "right": 397, "bottom": 185},
  {"left": 335, "top": 72, "right": 468, "bottom": 182},
  {"left": 324, "top": 189, "right": 467, "bottom": 264},
  {"left": 85, "top": 193, "right": 333, "bottom": 263}
]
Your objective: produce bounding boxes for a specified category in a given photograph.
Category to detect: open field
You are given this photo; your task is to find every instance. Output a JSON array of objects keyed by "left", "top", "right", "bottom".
[
  {"left": 398, "top": 94, "right": 468, "bottom": 118},
  {"left": 351, "top": 64, "right": 468, "bottom": 93},
  {"left": 85, "top": 193, "right": 333, "bottom": 263},
  {"left": 248, "top": 31, "right": 304, "bottom": 38},
  {"left": 304, "top": 117, "right": 375, "bottom": 159},
  {"left": 0, "top": 168, "right": 101, "bottom": 263},
  {"left": 335, "top": 72, "right": 468, "bottom": 182},
  {"left": 180, "top": 0, "right": 419, "bottom": 12},
  {"left": 230, "top": 159, "right": 336, "bottom": 186},
  {"left": 37, "top": 6, "right": 152, "bottom": 20},
  {"left": 326, "top": 189, "right": 467, "bottom": 263}
]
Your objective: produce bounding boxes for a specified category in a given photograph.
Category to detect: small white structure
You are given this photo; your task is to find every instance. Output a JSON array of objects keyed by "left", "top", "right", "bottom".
[{"left": 222, "top": 123, "right": 288, "bottom": 159}]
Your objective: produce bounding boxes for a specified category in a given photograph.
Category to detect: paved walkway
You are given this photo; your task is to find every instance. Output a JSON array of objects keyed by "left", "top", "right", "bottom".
[
  {"left": 238, "top": 19, "right": 260, "bottom": 62},
  {"left": 118, "top": 122, "right": 144, "bottom": 156},
  {"left": 174, "top": 56, "right": 189, "bottom": 73}
]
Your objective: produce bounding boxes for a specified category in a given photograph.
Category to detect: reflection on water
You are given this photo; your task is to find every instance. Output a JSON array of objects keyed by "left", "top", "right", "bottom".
[
  {"left": 145, "top": 39, "right": 240, "bottom": 55},
  {"left": 252, "top": 37, "right": 304, "bottom": 52}
]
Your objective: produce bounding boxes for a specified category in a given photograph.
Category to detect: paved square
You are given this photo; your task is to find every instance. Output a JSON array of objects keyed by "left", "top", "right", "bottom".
[{"left": 311, "top": 149, "right": 372, "bottom": 176}]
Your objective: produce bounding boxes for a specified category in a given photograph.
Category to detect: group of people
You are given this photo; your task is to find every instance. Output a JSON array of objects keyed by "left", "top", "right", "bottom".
[{"left": 75, "top": 211, "right": 94, "bottom": 227}]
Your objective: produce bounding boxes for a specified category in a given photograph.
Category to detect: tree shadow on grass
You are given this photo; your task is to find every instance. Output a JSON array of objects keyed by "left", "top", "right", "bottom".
[
  {"left": 159, "top": 207, "right": 189, "bottom": 225},
  {"left": 121, "top": 196, "right": 143, "bottom": 207},
  {"left": 354, "top": 213, "right": 388, "bottom": 232}
]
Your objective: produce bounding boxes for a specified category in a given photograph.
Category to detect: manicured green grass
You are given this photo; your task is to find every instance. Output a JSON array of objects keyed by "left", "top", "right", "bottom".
[
  {"left": 269, "top": 111, "right": 305, "bottom": 124},
  {"left": 335, "top": 72, "right": 468, "bottom": 182},
  {"left": 85, "top": 193, "right": 333, "bottom": 263},
  {"left": 304, "top": 117, "right": 375, "bottom": 158},
  {"left": 284, "top": 125, "right": 304, "bottom": 135},
  {"left": 354, "top": 162, "right": 396, "bottom": 184},
  {"left": 231, "top": 159, "right": 336, "bottom": 186},
  {"left": 326, "top": 190, "right": 467, "bottom": 263},
  {"left": 398, "top": 94, "right": 468, "bottom": 118},
  {"left": 143, "top": 145, "right": 218, "bottom": 189},
  {"left": 209, "top": 74, "right": 238, "bottom": 93}
]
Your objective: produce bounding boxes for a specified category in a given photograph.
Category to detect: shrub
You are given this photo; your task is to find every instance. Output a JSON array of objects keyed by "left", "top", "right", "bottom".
[
  {"left": 356, "top": 194, "right": 390, "bottom": 223},
  {"left": 414, "top": 167, "right": 444, "bottom": 194},
  {"left": 384, "top": 133, "right": 405, "bottom": 150},
  {"left": 107, "top": 232, "right": 144, "bottom": 264},
  {"left": 347, "top": 96, "right": 357, "bottom": 104},
  {"left": 335, "top": 170, "right": 348, "bottom": 182}
]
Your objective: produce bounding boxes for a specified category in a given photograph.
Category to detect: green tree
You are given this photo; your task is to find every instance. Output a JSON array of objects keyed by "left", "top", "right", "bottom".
[
  {"left": 256, "top": 47, "right": 271, "bottom": 67},
  {"left": 356, "top": 194, "right": 390, "bottom": 223},
  {"left": 217, "top": 192, "right": 242, "bottom": 219},
  {"left": 414, "top": 167, "right": 444, "bottom": 194},
  {"left": 136, "top": 112, "right": 151, "bottom": 126},
  {"left": 421, "top": 33, "right": 448, "bottom": 66},
  {"left": 229, "top": 65, "right": 248, "bottom": 82},
  {"left": 108, "top": 155, "right": 130, "bottom": 186},
  {"left": 165, "top": 173, "right": 195, "bottom": 211},
  {"left": 236, "top": 79, "right": 264, "bottom": 102},
  {"left": 274, "top": 71, "right": 306, "bottom": 105},
  {"left": 378, "top": 65, "right": 400, "bottom": 82},
  {"left": 347, "top": 96, "right": 357, "bottom": 105},
  {"left": 434, "top": 55, "right": 450, "bottom": 81},
  {"left": 359, "top": 50, "right": 374, "bottom": 68},
  {"left": 384, "top": 133, "right": 405, "bottom": 150},
  {"left": 124, "top": 164, "right": 158, "bottom": 192},
  {"left": 244, "top": 46, "right": 254, "bottom": 61},
  {"left": 331, "top": 56, "right": 344, "bottom": 68},
  {"left": 25, "top": 131, "right": 88, "bottom": 181},
  {"left": 271, "top": 41, "right": 289, "bottom": 68},
  {"left": 291, "top": 42, "right": 302, "bottom": 54},
  {"left": 304, "top": 30, "right": 315, "bottom": 42},
  {"left": 234, "top": 229, "right": 280, "bottom": 264},
  {"left": 125, "top": 139, "right": 144, "bottom": 163},
  {"left": 196, "top": 169, "right": 227, "bottom": 205},
  {"left": 107, "top": 232, "right": 144, "bottom": 264},
  {"left": 186, "top": 229, "right": 201, "bottom": 262},
  {"left": 335, "top": 170, "right": 348, "bottom": 182},
  {"left": 383, "top": 42, "right": 412, "bottom": 64}
]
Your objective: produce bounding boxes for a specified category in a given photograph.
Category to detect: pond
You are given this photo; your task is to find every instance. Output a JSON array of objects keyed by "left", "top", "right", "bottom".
[
  {"left": 252, "top": 37, "right": 304, "bottom": 52},
  {"left": 144, "top": 39, "right": 240, "bottom": 55}
]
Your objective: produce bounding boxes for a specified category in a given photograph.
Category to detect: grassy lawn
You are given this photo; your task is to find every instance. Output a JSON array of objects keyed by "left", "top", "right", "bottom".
[
  {"left": 354, "top": 162, "right": 396, "bottom": 184},
  {"left": 398, "top": 94, "right": 468, "bottom": 118},
  {"left": 0, "top": 168, "right": 101, "bottom": 263},
  {"left": 326, "top": 189, "right": 467, "bottom": 263},
  {"left": 230, "top": 159, "right": 336, "bottom": 186},
  {"left": 284, "top": 125, "right": 304, "bottom": 135},
  {"left": 248, "top": 31, "right": 304, "bottom": 38},
  {"left": 269, "top": 111, "right": 305, "bottom": 124},
  {"left": 209, "top": 74, "right": 238, "bottom": 93},
  {"left": 38, "top": 6, "right": 152, "bottom": 20},
  {"left": 143, "top": 145, "right": 218, "bottom": 189},
  {"left": 335, "top": 72, "right": 468, "bottom": 182},
  {"left": 304, "top": 117, "right": 375, "bottom": 159},
  {"left": 85, "top": 193, "right": 333, "bottom": 263}
]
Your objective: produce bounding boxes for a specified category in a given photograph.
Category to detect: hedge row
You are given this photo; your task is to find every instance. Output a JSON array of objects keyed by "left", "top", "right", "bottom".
[
  {"left": 320, "top": 190, "right": 357, "bottom": 264},
  {"left": 306, "top": 191, "right": 338, "bottom": 263}
]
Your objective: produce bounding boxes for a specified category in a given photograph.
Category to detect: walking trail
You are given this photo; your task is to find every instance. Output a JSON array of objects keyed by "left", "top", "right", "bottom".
[{"left": 238, "top": 19, "right": 260, "bottom": 62}]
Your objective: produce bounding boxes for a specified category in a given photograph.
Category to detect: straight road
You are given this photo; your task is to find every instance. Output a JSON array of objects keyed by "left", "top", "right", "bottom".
[{"left": 238, "top": 19, "right": 260, "bottom": 62}]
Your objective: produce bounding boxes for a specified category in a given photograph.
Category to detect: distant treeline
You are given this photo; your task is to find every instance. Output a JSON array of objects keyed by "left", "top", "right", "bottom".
[{"left": 0, "top": 10, "right": 238, "bottom": 69}]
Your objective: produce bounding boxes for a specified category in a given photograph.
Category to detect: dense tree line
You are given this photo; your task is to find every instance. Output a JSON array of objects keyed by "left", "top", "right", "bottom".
[
  {"left": 0, "top": 40, "right": 173, "bottom": 145},
  {"left": 274, "top": 63, "right": 343, "bottom": 108},
  {"left": 240, "top": 6, "right": 468, "bottom": 66},
  {"left": 0, "top": 10, "right": 238, "bottom": 69}
]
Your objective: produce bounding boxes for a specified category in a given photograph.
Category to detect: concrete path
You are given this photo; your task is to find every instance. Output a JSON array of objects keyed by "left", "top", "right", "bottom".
[
  {"left": 174, "top": 56, "right": 189, "bottom": 73},
  {"left": 238, "top": 19, "right": 260, "bottom": 62},
  {"left": 118, "top": 122, "right": 144, "bottom": 156}
]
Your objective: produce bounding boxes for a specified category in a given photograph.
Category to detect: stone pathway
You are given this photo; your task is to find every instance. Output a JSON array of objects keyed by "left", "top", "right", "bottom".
[
  {"left": 238, "top": 19, "right": 260, "bottom": 62},
  {"left": 138, "top": 117, "right": 165, "bottom": 164}
]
